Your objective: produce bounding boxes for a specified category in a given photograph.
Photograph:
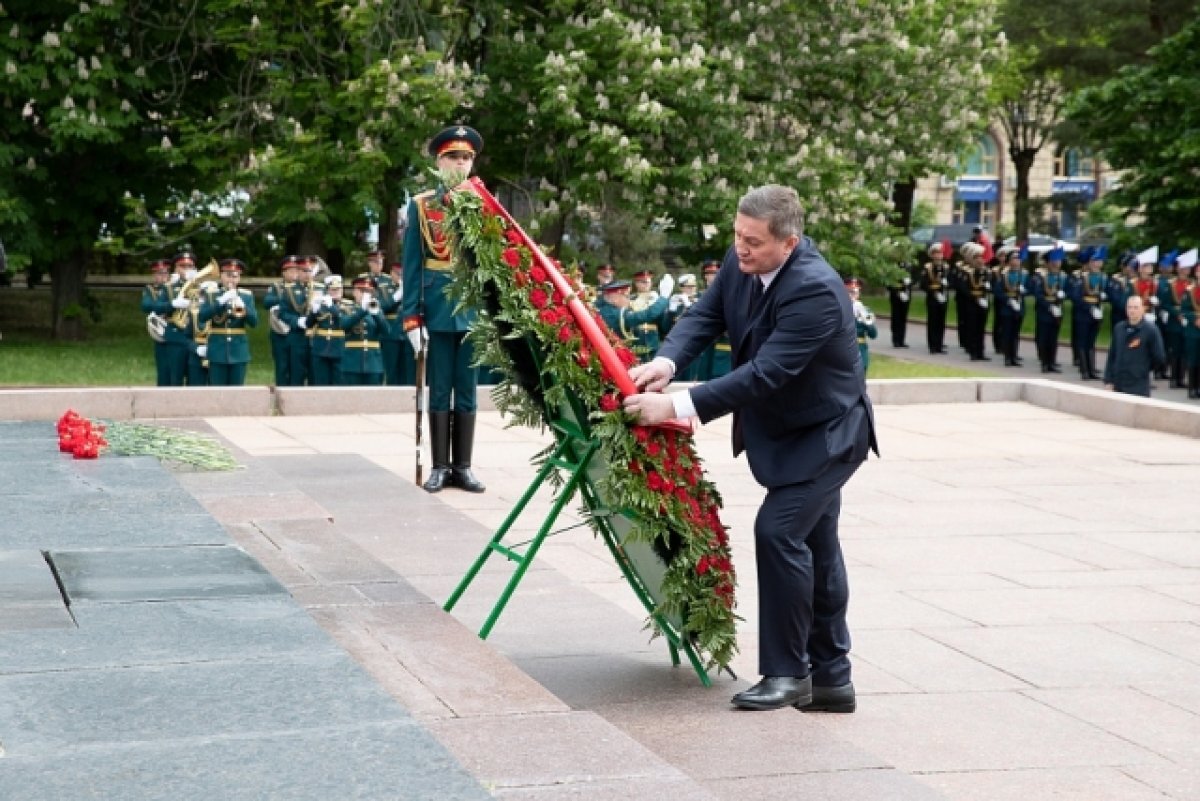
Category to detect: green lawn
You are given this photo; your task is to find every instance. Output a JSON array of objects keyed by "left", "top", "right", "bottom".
[
  {"left": 1, "top": 286, "right": 989, "bottom": 386},
  {"left": 0, "top": 287, "right": 275, "bottom": 386}
]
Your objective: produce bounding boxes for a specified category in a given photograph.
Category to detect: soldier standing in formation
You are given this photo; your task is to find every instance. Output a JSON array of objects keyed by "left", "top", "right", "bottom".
[
  {"left": 141, "top": 258, "right": 178, "bottom": 386},
  {"left": 170, "top": 251, "right": 211, "bottom": 387},
  {"left": 886, "top": 261, "right": 914, "bottom": 348},
  {"left": 846, "top": 277, "right": 878, "bottom": 371},
  {"left": 368, "top": 250, "right": 408, "bottom": 386},
  {"left": 628, "top": 269, "right": 669, "bottom": 362},
  {"left": 1159, "top": 251, "right": 1190, "bottom": 389},
  {"left": 696, "top": 259, "right": 732, "bottom": 379},
  {"left": 955, "top": 242, "right": 991, "bottom": 361},
  {"left": 403, "top": 124, "right": 486, "bottom": 494},
  {"left": 597, "top": 278, "right": 669, "bottom": 348},
  {"left": 1028, "top": 247, "right": 1067, "bottom": 373},
  {"left": 664, "top": 274, "right": 701, "bottom": 380},
  {"left": 263, "top": 256, "right": 312, "bottom": 386},
  {"left": 307, "top": 274, "right": 346, "bottom": 386},
  {"left": 920, "top": 243, "right": 951, "bottom": 354},
  {"left": 199, "top": 259, "right": 258, "bottom": 386},
  {"left": 1070, "top": 247, "right": 1107, "bottom": 380},
  {"left": 340, "top": 274, "right": 386, "bottom": 385},
  {"left": 993, "top": 246, "right": 1027, "bottom": 367}
]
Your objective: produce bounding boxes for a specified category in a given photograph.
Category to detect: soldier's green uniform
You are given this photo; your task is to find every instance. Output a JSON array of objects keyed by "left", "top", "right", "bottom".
[
  {"left": 340, "top": 274, "right": 385, "bottom": 385},
  {"left": 307, "top": 276, "right": 347, "bottom": 386},
  {"left": 663, "top": 273, "right": 701, "bottom": 380},
  {"left": 271, "top": 256, "right": 312, "bottom": 386},
  {"left": 596, "top": 279, "right": 669, "bottom": 348},
  {"left": 846, "top": 278, "right": 878, "bottom": 371},
  {"left": 696, "top": 260, "right": 731, "bottom": 379},
  {"left": 199, "top": 259, "right": 258, "bottom": 386},
  {"left": 368, "top": 253, "right": 415, "bottom": 385},
  {"left": 169, "top": 251, "right": 207, "bottom": 386},
  {"left": 262, "top": 271, "right": 291, "bottom": 386},
  {"left": 627, "top": 270, "right": 667, "bottom": 362},
  {"left": 403, "top": 124, "right": 486, "bottom": 494},
  {"left": 140, "top": 258, "right": 180, "bottom": 386}
]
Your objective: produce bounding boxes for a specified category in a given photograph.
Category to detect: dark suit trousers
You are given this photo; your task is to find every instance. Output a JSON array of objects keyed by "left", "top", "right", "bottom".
[{"left": 755, "top": 456, "right": 862, "bottom": 684}]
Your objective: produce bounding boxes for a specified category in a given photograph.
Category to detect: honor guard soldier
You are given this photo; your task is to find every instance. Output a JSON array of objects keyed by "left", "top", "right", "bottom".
[
  {"left": 697, "top": 259, "right": 732, "bottom": 379},
  {"left": 596, "top": 278, "right": 669, "bottom": 348},
  {"left": 628, "top": 269, "right": 669, "bottom": 362},
  {"left": 1070, "top": 247, "right": 1108, "bottom": 380},
  {"left": 172, "top": 251, "right": 211, "bottom": 386},
  {"left": 993, "top": 246, "right": 1028, "bottom": 367},
  {"left": 1178, "top": 249, "right": 1200, "bottom": 397},
  {"left": 887, "top": 260, "right": 916, "bottom": 348},
  {"left": 1029, "top": 246, "right": 1067, "bottom": 372},
  {"left": 1158, "top": 249, "right": 1189, "bottom": 388},
  {"left": 266, "top": 255, "right": 312, "bottom": 385},
  {"left": 199, "top": 259, "right": 258, "bottom": 386},
  {"left": 1108, "top": 252, "right": 1135, "bottom": 332},
  {"left": 304, "top": 274, "right": 346, "bottom": 385},
  {"left": 664, "top": 273, "right": 700, "bottom": 379},
  {"left": 921, "top": 242, "right": 952, "bottom": 354},
  {"left": 141, "top": 258, "right": 182, "bottom": 386},
  {"left": 846, "top": 277, "right": 878, "bottom": 370},
  {"left": 403, "top": 124, "right": 486, "bottom": 494},
  {"left": 955, "top": 242, "right": 991, "bottom": 361},
  {"left": 590, "top": 263, "right": 616, "bottom": 304},
  {"left": 339, "top": 274, "right": 385, "bottom": 385},
  {"left": 1153, "top": 248, "right": 1176, "bottom": 381},
  {"left": 386, "top": 261, "right": 416, "bottom": 384},
  {"left": 368, "top": 249, "right": 410, "bottom": 386}
]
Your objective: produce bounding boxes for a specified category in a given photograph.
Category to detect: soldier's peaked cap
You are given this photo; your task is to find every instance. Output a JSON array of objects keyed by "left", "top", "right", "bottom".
[{"left": 428, "top": 125, "right": 483, "bottom": 157}]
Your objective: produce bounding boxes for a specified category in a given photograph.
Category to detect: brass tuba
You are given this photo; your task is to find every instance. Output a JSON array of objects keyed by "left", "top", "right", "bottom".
[{"left": 170, "top": 260, "right": 220, "bottom": 327}]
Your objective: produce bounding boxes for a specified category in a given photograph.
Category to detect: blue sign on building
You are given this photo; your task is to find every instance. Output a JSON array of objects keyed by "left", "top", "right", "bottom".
[
  {"left": 955, "top": 179, "right": 999, "bottom": 202},
  {"left": 1052, "top": 179, "right": 1097, "bottom": 200}
]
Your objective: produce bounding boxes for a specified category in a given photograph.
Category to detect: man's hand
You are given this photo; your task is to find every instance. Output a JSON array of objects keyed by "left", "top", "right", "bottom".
[
  {"left": 622, "top": 392, "right": 677, "bottom": 425},
  {"left": 629, "top": 356, "right": 674, "bottom": 392}
]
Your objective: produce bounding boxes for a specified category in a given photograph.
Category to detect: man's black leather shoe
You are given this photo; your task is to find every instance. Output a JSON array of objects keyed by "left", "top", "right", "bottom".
[
  {"left": 731, "top": 676, "right": 812, "bottom": 711},
  {"left": 798, "top": 682, "right": 856, "bottom": 713}
]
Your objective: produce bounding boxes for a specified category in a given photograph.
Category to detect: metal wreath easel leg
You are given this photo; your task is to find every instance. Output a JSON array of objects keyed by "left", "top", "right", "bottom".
[{"left": 442, "top": 419, "right": 711, "bottom": 685}]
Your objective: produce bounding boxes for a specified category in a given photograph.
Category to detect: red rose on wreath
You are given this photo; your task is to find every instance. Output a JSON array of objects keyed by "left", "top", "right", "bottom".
[
  {"left": 599, "top": 393, "right": 620, "bottom": 412},
  {"left": 504, "top": 228, "right": 523, "bottom": 246},
  {"left": 529, "top": 265, "right": 548, "bottom": 284},
  {"left": 557, "top": 324, "right": 574, "bottom": 343},
  {"left": 529, "top": 288, "right": 549, "bottom": 308},
  {"left": 502, "top": 247, "right": 522, "bottom": 268},
  {"left": 538, "top": 309, "right": 559, "bottom": 325}
]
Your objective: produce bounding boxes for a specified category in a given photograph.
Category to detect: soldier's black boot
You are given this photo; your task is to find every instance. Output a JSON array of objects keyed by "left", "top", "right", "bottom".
[
  {"left": 422, "top": 412, "right": 452, "bottom": 493},
  {"left": 1191, "top": 366, "right": 1200, "bottom": 399},
  {"left": 450, "top": 412, "right": 486, "bottom": 493}
]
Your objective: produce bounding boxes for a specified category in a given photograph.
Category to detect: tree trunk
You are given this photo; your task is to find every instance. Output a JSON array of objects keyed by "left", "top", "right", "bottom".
[
  {"left": 1011, "top": 148, "right": 1036, "bottom": 242},
  {"left": 382, "top": 203, "right": 402, "bottom": 267},
  {"left": 890, "top": 179, "right": 917, "bottom": 232},
  {"left": 285, "top": 224, "right": 326, "bottom": 261},
  {"left": 50, "top": 254, "right": 88, "bottom": 341}
]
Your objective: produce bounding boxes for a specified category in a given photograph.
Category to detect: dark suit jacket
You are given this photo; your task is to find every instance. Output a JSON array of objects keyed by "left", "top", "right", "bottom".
[{"left": 658, "top": 238, "right": 878, "bottom": 488}]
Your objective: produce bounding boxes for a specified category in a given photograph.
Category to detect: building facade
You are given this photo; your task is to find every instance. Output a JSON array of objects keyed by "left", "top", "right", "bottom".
[{"left": 914, "top": 127, "right": 1116, "bottom": 241}]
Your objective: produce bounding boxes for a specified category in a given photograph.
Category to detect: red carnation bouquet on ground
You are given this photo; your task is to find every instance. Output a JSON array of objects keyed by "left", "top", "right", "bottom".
[{"left": 56, "top": 410, "right": 108, "bottom": 459}]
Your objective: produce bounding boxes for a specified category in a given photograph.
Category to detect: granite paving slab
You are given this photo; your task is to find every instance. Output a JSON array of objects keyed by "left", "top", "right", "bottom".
[
  {"left": 0, "top": 722, "right": 488, "bottom": 801},
  {"left": 0, "top": 549, "right": 75, "bottom": 631},
  {"left": 0, "top": 509, "right": 230, "bottom": 550},
  {"left": 49, "top": 545, "right": 286, "bottom": 603},
  {"left": 0, "top": 598, "right": 343, "bottom": 675}
]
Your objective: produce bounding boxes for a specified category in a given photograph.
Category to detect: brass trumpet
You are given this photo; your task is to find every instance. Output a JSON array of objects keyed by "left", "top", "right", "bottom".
[{"left": 170, "top": 260, "right": 220, "bottom": 327}]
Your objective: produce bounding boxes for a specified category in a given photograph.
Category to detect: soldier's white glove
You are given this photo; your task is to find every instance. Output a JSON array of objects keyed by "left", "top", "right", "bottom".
[
  {"left": 200, "top": 281, "right": 219, "bottom": 294},
  {"left": 310, "top": 295, "right": 323, "bottom": 313},
  {"left": 941, "top": 277, "right": 949, "bottom": 287},
  {"left": 658, "top": 274, "right": 675, "bottom": 298},
  {"left": 1056, "top": 290, "right": 1065, "bottom": 300},
  {"left": 903, "top": 276, "right": 912, "bottom": 286},
  {"left": 392, "top": 288, "right": 403, "bottom": 304},
  {"left": 359, "top": 292, "right": 373, "bottom": 309},
  {"left": 184, "top": 268, "right": 198, "bottom": 281},
  {"left": 668, "top": 295, "right": 684, "bottom": 314},
  {"left": 406, "top": 326, "right": 427, "bottom": 354},
  {"left": 219, "top": 290, "right": 237, "bottom": 306},
  {"left": 1150, "top": 295, "right": 1160, "bottom": 306},
  {"left": 297, "top": 317, "right": 308, "bottom": 330},
  {"left": 322, "top": 295, "right": 334, "bottom": 308},
  {"left": 196, "top": 345, "right": 207, "bottom": 358},
  {"left": 171, "top": 296, "right": 191, "bottom": 309}
]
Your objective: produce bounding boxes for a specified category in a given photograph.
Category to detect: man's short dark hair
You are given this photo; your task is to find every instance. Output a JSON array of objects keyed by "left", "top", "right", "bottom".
[{"left": 738, "top": 185, "right": 804, "bottom": 240}]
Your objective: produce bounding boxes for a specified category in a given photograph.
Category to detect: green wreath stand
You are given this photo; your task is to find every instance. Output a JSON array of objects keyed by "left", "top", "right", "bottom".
[{"left": 440, "top": 179, "right": 726, "bottom": 686}]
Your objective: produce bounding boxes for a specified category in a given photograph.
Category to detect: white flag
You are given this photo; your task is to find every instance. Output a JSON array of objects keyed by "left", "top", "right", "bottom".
[{"left": 1178, "top": 249, "right": 1198, "bottom": 269}]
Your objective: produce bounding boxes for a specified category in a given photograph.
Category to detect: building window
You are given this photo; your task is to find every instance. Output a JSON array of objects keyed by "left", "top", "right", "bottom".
[
  {"left": 959, "top": 134, "right": 1000, "bottom": 176},
  {"left": 953, "top": 200, "right": 995, "bottom": 228},
  {"left": 1054, "top": 147, "right": 1096, "bottom": 178}
]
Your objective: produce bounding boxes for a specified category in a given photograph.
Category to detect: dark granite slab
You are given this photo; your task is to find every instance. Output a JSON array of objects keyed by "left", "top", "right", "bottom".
[
  {"left": 0, "top": 722, "right": 489, "bottom": 801},
  {"left": 0, "top": 549, "right": 75, "bottom": 631},
  {"left": 0, "top": 598, "right": 342, "bottom": 675},
  {"left": 49, "top": 545, "right": 287, "bottom": 603}
]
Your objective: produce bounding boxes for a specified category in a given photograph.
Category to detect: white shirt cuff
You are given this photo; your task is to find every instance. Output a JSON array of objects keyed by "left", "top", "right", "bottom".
[{"left": 672, "top": 389, "right": 698, "bottom": 420}]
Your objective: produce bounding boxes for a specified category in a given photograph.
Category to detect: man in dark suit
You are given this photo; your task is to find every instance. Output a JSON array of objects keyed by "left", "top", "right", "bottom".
[{"left": 623, "top": 185, "right": 878, "bottom": 713}]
